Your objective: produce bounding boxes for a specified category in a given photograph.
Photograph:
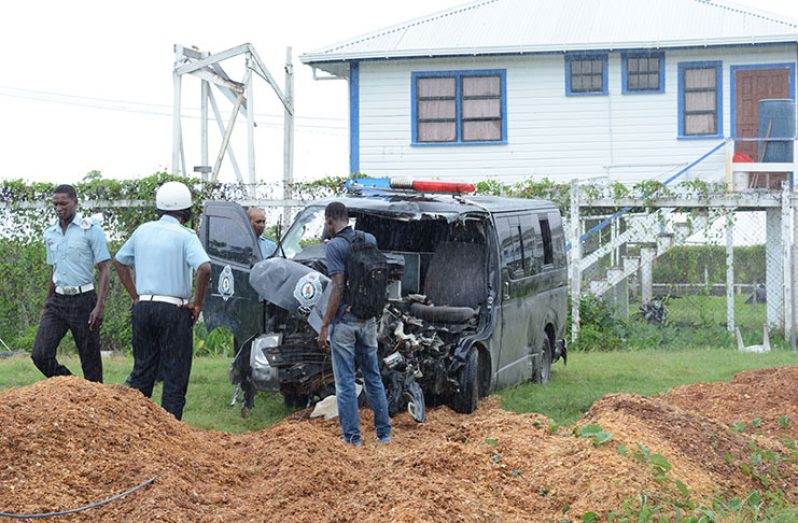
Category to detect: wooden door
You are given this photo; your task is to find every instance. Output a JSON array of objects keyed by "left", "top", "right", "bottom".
[{"left": 735, "top": 68, "right": 791, "bottom": 161}]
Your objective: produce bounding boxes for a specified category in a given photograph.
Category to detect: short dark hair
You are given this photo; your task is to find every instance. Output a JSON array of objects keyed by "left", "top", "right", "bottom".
[
  {"left": 325, "top": 201, "right": 348, "bottom": 221},
  {"left": 157, "top": 208, "right": 193, "bottom": 223},
  {"left": 53, "top": 184, "right": 77, "bottom": 200}
]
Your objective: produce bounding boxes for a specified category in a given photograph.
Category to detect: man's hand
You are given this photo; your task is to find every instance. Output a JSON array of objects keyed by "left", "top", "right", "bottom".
[
  {"left": 318, "top": 273, "right": 344, "bottom": 354},
  {"left": 318, "top": 324, "right": 330, "bottom": 353},
  {"left": 182, "top": 303, "right": 202, "bottom": 325},
  {"left": 88, "top": 305, "right": 104, "bottom": 331}
]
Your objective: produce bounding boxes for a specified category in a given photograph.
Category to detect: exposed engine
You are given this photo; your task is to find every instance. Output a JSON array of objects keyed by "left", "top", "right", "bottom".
[
  {"left": 376, "top": 300, "right": 478, "bottom": 422},
  {"left": 245, "top": 248, "right": 480, "bottom": 424}
]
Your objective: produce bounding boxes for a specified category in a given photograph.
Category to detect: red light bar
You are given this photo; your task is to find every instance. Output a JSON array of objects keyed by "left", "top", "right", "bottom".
[{"left": 389, "top": 178, "right": 476, "bottom": 194}]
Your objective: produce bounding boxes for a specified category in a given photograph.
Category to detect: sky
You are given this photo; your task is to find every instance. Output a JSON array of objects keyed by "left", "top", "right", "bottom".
[{"left": 1, "top": 0, "right": 798, "bottom": 186}]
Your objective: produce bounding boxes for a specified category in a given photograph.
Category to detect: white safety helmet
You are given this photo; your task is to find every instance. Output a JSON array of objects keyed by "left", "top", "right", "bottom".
[{"left": 155, "top": 181, "right": 192, "bottom": 211}]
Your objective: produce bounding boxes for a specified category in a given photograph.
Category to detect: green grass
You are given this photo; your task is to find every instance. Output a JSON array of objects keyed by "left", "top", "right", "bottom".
[
  {"left": 587, "top": 294, "right": 785, "bottom": 352},
  {"left": 3, "top": 346, "right": 797, "bottom": 432},
  {"left": 501, "top": 346, "right": 797, "bottom": 427},
  {"left": 665, "top": 293, "right": 768, "bottom": 333}
]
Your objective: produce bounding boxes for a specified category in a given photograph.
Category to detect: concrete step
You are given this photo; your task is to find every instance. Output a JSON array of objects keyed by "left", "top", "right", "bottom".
[
  {"left": 589, "top": 279, "right": 611, "bottom": 295},
  {"left": 622, "top": 254, "right": 640, "bottom": 272},
  {"left": 606, "top": 266, "right": 625, "bottom": 284},
  {"left": 657, "top": 232, "right": 674, "bottom": 252},
  {"left": 628, "top": 241, "right": 658, "bottom": 249},
  {"left": 640, "top": 246, "right": 657, "bottom": 262},
  {"left": 672, "top": 222, "right": 692, "bottom": 237},
  {"left": 584, "top": 211, "right": 722, "bottom": 298}
]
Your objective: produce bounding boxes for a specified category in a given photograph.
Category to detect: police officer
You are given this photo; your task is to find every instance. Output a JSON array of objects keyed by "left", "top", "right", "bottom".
[
  {"left": 113, "top": 181, "right": 211, "bottom": 420},
  {"left": 32, "top": 184, "right": 110, "bottom": 382},
  {"left": 247, "top": 207, "right": 277, "bottom": 258}
]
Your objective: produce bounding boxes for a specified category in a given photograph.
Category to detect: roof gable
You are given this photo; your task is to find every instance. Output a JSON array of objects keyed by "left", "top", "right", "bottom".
[{"left": 301, "top": 0, "right": 798, "bottom": 68}]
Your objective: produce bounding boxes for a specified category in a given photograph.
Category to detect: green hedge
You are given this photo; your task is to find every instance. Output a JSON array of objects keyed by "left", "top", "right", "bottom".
[
  {"left": 0, "top": 172, "right": 347, "bottom": 353},
  {"left": 653, "top": 244, "right": 765, "bottom": 284},
  {"left": 0, "top": 173, "right": 744, "bottom": 354}
]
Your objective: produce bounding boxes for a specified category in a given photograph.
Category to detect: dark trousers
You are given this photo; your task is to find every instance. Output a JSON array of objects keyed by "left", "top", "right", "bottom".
[
  {"left": 128, "top": 301, "right": 193, "bottom": 420},
  {"left": 31, "top": 291, "right": 102, "bottom": 383}
]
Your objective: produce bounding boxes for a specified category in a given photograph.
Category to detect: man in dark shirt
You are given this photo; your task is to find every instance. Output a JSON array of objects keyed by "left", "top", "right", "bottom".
[{"left": 318, "top": 202, "right": 391, "bottom": 446}]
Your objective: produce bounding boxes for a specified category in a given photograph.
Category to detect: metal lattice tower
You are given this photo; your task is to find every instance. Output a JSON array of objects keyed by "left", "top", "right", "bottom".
[{"left": 171, "top": 43, "right": 294, "bottom": 193}]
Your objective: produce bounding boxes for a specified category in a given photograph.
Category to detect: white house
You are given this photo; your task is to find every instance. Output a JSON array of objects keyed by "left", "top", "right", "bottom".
[{"left": 300, "top": 0, "right": 798, "bottom": 185}]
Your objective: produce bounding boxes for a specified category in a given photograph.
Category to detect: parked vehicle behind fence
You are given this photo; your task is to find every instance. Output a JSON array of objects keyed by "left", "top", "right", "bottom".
[{"left": 199, "top": 179, "right": 567, "bottom": 419}]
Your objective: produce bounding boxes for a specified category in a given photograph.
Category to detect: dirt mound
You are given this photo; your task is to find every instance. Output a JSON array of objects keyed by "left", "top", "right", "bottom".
[
  {"left": 1, "top": 369, "right": 798, "bottom": 522},
  {"left": 584, "top": 394, "right": 798, "bottom": 501},
  {"left": 662, "top": 366, "right": 798, "bottom": 440},
  {"left": 0, "top": 377, "right": 241, "bottom": 522}
]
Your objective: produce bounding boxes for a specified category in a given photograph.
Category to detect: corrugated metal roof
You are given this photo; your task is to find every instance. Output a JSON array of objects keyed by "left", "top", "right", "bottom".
[{"left": 301, "top": 0, "right": 798, "bottom": 70}]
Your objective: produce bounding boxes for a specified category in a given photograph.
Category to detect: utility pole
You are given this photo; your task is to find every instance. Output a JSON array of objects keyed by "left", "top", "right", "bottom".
[{"left": 283, "top": 46, "right": 295, "bottom": 224}]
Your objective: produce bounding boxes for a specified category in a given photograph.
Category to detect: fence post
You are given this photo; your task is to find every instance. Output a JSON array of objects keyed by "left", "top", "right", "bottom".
[
  {"left": 793, "top": 188, "right": 798, "bottom": 352},
  {"left": 792, "top": 140, "right": 798, "bottom": 352},
  {"left": 726, "top": 211, "right": 735, "bottom": 333},
  {"left": 766, "top": 201, "right": 784, "bottom": 330},
  {"left": 640, "top": 247, "right": 654, "bottom": 305},
  {"left": 570, "top": 181, "right": 581, "bottom": 342},
  {"left": 781, "top": 184, "right": 791, "bottom": 338},
  {"left": 724, "top": 138, "right": 734, "bottom": 192}
]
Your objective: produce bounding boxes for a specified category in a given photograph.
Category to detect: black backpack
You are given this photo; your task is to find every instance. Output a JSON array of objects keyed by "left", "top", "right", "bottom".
[{"left": 344, "top": 231, "right": 389, "bottom": 319}]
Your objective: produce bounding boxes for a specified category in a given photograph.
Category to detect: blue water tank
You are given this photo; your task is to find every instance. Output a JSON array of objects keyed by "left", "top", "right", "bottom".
[{"left": 758, "top": 99, "right": 796, "bottom": 162}]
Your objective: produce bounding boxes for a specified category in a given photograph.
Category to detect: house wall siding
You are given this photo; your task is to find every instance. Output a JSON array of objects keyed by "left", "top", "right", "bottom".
[{"left": 356, "top": 44, "right": 796, "bottom": 184}]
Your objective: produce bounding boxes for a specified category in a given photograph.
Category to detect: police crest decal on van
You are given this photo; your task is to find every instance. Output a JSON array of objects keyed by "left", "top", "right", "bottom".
[
  {"left": 218, "top": 265, "right": 235, "bottom": 302},
  {"left": 293, "top": 272, "right": 324, "bottom": 314}
]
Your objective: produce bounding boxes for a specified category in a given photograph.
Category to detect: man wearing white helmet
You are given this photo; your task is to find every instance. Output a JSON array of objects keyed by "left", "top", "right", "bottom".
[{"left": 113, "top": 181, "right": 211, "bottom": 420}]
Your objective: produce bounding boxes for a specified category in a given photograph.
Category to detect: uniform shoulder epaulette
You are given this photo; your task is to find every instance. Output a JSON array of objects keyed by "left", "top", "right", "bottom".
[
  {"left": 79, "top": 213, "right": 104, "bottom": 230},
  {"left": 79, "top": 216, "right": 94, "bottom": 230}
]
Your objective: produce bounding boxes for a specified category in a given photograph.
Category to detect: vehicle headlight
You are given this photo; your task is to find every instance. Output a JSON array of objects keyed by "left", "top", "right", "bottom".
[{"left": 255, "top": 333, "right": 282, "bottom": 350}]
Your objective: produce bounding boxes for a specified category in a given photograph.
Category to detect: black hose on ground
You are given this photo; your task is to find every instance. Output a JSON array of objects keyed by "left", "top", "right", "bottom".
[{"left": 0, "top": 475, "right": 157, "bottom": 519}]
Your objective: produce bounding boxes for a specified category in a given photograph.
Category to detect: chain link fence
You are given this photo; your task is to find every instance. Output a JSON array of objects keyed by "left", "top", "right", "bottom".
[
  {"left": 569, "top": 181, "right": 794, "bottom": 351},
  {"left": 0, "top": 179, "right": 334, "bottom": 354}
]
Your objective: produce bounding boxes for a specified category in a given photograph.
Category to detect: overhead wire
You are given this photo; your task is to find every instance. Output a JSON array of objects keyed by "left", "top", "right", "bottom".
[{"left": 0, "top": 86, "right": 347, "bottom": 133}]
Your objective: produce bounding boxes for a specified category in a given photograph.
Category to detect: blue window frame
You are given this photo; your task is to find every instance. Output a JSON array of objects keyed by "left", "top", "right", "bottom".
[
  {"left": 411, "top": 69, "right": 507, "bottom": 146},
  {"left": 678, "top": 61, "right": 723, "bottom": 139},
  {"left": 565, "top": 54, "right": 608, "bottom": 96},
  {"left": 622, "top": 51, "right": 665, "bottom": 94}
]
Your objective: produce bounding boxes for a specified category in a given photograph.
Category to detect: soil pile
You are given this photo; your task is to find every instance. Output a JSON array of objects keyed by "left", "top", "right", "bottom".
[
  {"left": 1, "top": 369, "right": 798, "bottom": 522},
  {"left": 662, "top": 366, "right": 798, "bottom": 441}
]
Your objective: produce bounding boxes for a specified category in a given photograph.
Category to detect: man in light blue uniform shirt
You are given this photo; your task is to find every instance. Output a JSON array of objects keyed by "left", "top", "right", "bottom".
[
  {"left": 32, "top": 184, "right": 110, "bottom": 383},
  {"left": 114, "top": 181, "right": 211, "bottom": 420},
  {"left": 247, "top": 207, "right": 277, "bottom": 258}
]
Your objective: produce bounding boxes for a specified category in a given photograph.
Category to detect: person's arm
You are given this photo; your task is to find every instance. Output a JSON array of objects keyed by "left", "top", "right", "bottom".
[
  {"left": 184, "top": 262, "right": 211, "bottom": 325},
  {"left": 43, "top": 232, "right": 55, "bottom": 302},
  {"left": 45, "top": 269, "right": 55, "bottom": 300},
  {"left": 88, "top": 260, "right": 109, "bottom": 331},
  {"left": 181, "top": 234, "right": 211, "bottom": 325},
  {"left": 113, "top": 234, "right": 138, "bottom": 304},
  {"left": 318, "top": 273, "right": 345, "bottom": 352},
  {"left": 113, "top": 259, "right": 139, "bottom": 304},
  {"left": 41, "top": 269, "right": 55, "bottom": 318}
]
